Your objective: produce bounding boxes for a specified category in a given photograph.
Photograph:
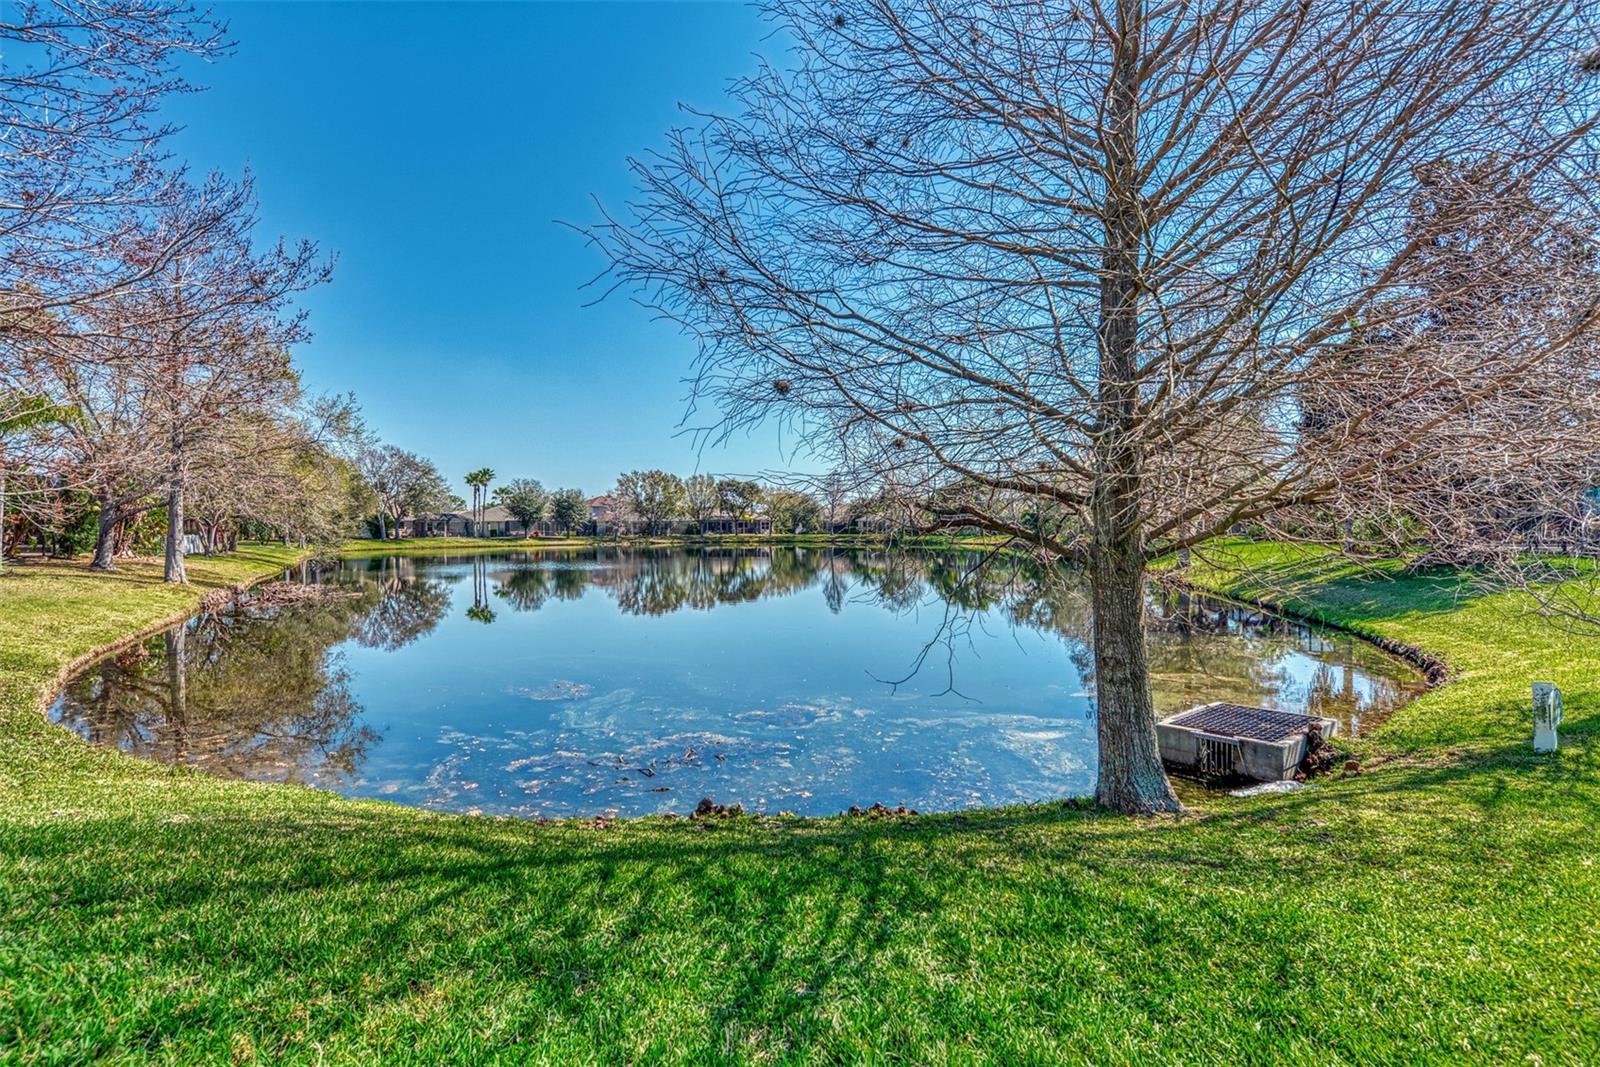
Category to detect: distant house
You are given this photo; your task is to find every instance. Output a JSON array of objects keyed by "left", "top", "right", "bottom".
[
  {"left": 586, "top": 495, "right": 625, "bottom": 534},
  {"left": 584, "top": 495, "right": 773, "bottom": 535},
  {"left": 696, "top": 514, "right": 773, "bottom": 535},
  {"left": 587, "top": 495, "right": 622, "bottom": 523},
  {"left": 399, "top": 505, "right": 525, "bottom": 538}
]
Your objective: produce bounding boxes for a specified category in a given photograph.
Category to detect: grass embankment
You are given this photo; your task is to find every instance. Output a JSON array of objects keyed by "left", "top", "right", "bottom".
[
  {"left": 0, "top": 547, "right": 304, "bottom": 758},
  {"left": 2, "top": 541, "right": 1598, "bottom": 1063}
]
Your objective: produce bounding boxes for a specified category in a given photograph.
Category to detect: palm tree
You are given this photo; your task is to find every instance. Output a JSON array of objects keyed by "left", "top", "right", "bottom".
[
  {"left": 464, "top": 467, "right": 495, "bottom": 536},
  {"left": 479, "top": 468, "right": 495, "bottom": 533},
  {"left": 463, "top": 470, "right": 479, "bottom": 535},
  {"left": 1, "top": 393, "right": 79, "bottom": 572},
  {"left": 479, "top": 468, "right": 494, "bottom": 532}
]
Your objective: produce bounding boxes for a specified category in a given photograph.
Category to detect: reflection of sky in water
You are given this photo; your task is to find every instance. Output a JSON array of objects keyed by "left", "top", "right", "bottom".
[{"left": 52, "top": 550, "right": 1425, "bottom": 817}]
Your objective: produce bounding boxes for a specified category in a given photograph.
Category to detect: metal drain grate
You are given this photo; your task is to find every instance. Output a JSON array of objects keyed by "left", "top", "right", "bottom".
[
  {"left": 1165, "top": 702, "right": 1322, "bottom": 743},
  {"left": 1195, "top": 735, "right": 1244, "bottom": 778}
]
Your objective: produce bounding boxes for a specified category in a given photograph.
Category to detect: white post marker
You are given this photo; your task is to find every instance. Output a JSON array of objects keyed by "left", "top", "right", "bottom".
[{"left": 1533, "top": 682, "right": 1563, "bottom": 753}]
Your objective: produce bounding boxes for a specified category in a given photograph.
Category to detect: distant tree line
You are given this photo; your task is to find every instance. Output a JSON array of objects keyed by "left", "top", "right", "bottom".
[{"left": 357, "top": 464, "right": 934, "bottom": 540}]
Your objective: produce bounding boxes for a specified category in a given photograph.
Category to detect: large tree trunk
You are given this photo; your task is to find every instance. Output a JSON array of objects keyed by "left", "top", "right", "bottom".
[
  {"left": 1090, "top": 540, "right": 1180, "bottom": 813},
  {"left": 91, "top": 495, "right": 119, "bottom": 571},
  {"left": 1089, "top": 0, "right": 1179, "bottom": 815},
  {"left": 164, "top": 483, "right": 186, "bottom": 583},
  {"left": 164, "top": 439, "right": 187, "bottom": 584}
]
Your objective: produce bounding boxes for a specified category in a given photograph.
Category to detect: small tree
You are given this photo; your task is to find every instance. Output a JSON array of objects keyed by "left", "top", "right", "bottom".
[
  {"left": 767, "top": 488, "right": 823, "bottom": 533},
  {"left": 715, "top": 479, "right": 764, "bottom": 527},
  {"left": 684, "top": 473, "right": 719, "bottom": 527},
  {"left": 817, "top": 472, "right": 853, "bottom": 532},
  {"left": 549, "top": 488, "right": 586, "bottom": 534},
  {"left": 0, "top": 393, "right": 80, "bottom": 571},
  {"left": 496, "top": 478, "right": 549, "bottom": 534},
  {"left": 615, "top": 469, "right": 687, "bottom": 534}
]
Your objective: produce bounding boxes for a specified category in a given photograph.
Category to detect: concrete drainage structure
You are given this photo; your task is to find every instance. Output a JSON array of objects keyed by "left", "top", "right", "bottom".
[{"left": 1155, "top": 702, "right": 1338, "bottom": 782}]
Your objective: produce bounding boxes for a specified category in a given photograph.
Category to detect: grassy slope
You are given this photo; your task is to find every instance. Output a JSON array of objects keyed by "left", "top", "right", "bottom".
[
  {"left": 2, "top": 542, "right": 1597, "bottom": 1064},
  {"left": 0, "top": 548, "right": 302, "bottom": 761}
]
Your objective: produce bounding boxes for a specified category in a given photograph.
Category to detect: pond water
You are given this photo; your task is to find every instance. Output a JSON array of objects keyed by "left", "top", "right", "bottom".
[{"left": 51, "top": 548, "right": 1425, "bottom": 817}]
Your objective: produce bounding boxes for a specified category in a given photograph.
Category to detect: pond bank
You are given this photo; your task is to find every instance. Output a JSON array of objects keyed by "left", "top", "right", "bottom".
[
  {"left": 0, "top": 546, "right": 308, "bottom": 753},
  {"left": 1156, "top": 563, "right": 1451, "bottom": 688},
  {"left": 48, "top": 546, "right": 1422, "bottom": 816},
  {"left": 2, "top": 540, "right": 1597, "bottom": 1062}
]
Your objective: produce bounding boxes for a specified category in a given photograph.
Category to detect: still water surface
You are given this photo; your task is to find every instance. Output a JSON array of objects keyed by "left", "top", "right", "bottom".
[{"left": 52, "top": 548, "right": 1424, "bottom": 816}]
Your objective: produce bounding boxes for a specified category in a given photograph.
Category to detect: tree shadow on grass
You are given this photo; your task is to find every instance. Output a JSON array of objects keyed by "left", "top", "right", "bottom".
[
  {"left": 1216, "top": 728, "right": 1599, "bottom": 836},
  {"left": 7, "top": 737, "right": 1598, "bottom": 1059}
]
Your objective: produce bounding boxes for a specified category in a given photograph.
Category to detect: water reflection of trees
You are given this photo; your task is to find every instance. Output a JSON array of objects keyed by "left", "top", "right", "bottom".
[
  {"left": 348, "top": 561, "right": 454, "bottom": 651},
  {"left": 57, "top": 549, "right": 1423, "bottom": 787},
  {"left": 463, "top": 548, "right": 834, "bottom": 618},
  {"left": 404, "top": 544, "right": 1420, "bottom": 727},
  {"left": 1140, "top": 586, "right": 1423, "bottom": 727},
  {"left": 53, "top": 567, "right": 454, "bottom": 783},
  {"left": 842, "top": 551, "right": 1421, "bottom": 726}
]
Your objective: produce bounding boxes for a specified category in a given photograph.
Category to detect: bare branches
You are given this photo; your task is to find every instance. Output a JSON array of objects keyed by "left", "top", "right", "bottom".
[
  {"left": 595, "top": 1, "right": 1599, "bottom": 568},
  {"left": 1, "top": 1, "right": 230, "bottom": 321},
  {"left": 357, "top": 445, "right": 454, "bottom": 541},
  {"left": 593, "top": 0, "right": 1600, "bottom": 812}
]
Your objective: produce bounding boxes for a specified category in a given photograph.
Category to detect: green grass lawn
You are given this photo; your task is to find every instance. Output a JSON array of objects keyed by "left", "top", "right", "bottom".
[{"left": 2, "top": 541, "right": 1597, "bottom": 1063}]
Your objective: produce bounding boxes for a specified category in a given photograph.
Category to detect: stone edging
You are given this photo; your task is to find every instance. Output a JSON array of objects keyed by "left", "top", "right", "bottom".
[{"left": 1156, "top": 570, "right": 1450, "bottom": 689}]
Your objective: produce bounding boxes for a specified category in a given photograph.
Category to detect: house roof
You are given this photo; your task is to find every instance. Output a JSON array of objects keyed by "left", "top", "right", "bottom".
[{"left": 408, "top": 506, "right": 518, "bottom": 523}]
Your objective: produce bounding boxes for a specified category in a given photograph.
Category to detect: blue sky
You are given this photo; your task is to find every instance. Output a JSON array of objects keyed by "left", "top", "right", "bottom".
[{"left": 167, "top": 1, "right": 795, "bottom": 495}]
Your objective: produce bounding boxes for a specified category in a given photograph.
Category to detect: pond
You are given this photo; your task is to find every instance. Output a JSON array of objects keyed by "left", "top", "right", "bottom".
[{"left": 51, "top": 548, "right": 1425, "bottom": 817}]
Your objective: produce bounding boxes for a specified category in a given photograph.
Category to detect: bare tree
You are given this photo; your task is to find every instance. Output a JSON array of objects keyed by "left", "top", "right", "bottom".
[
  {"left": 684, "top": 472, "right": 720, "bottom": 527},
  {"left": 6, "top": 297, "right": 172, "bottom": 569},
  {"left": 594, "top": 0, "right": 1600, "bottom": 811},
  {"left": 184, "top": 394, "right": 364, "bottom": 550},
  {"left": 358, "top": 445, "right": 454, "bottom": 540},
  {"left": 107, "top": 176, "right": 330, "bottom": 582},
  {"left": 0, "top": 1, "right": 228, "bottom": 322},
  {"left": 817, "top": 471, "right": 852, "bottom": 532},
  {"left": 1299, "top": 161, "right": 1600, "bottom": 565}
]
